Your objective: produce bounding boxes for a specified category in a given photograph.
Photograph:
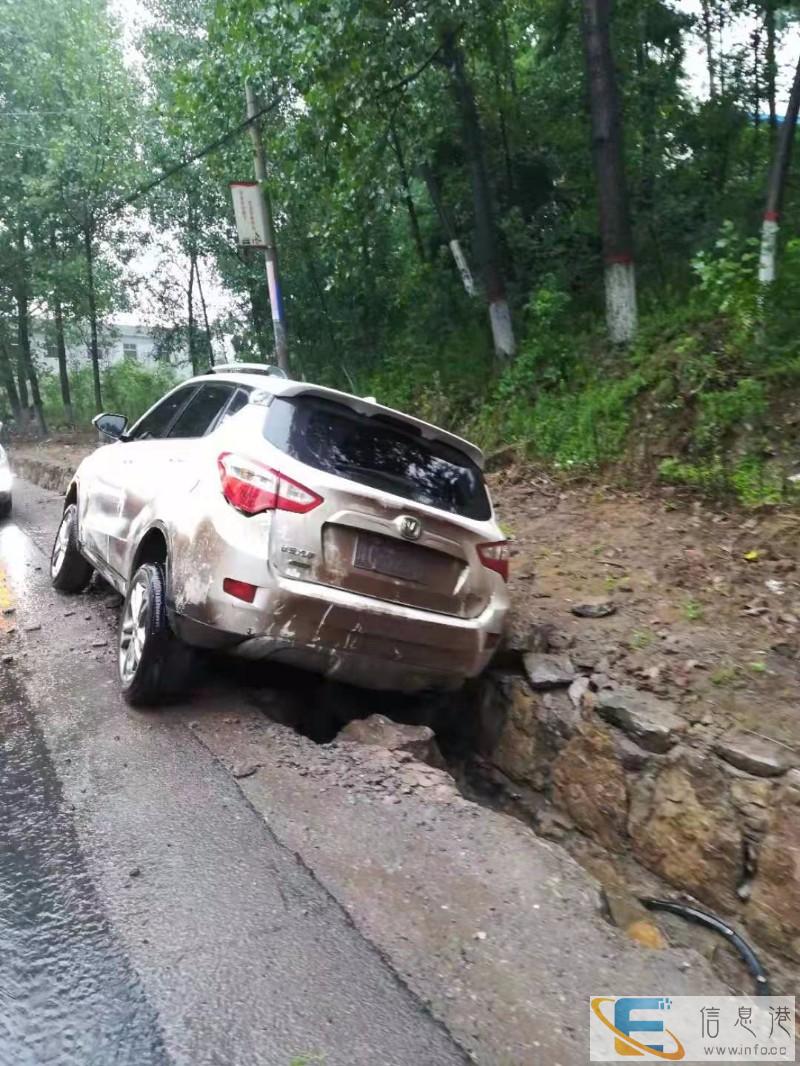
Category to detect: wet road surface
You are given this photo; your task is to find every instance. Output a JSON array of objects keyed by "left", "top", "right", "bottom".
[
  {"left": 0, "top": 478, "right": 468, "bottom": 1066},
  {"left": 0, "top": 668, "right": 168, "bottom": 1066}
]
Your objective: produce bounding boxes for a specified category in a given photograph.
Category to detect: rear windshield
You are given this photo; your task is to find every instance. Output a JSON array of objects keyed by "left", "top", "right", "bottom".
[{"left": 264, "top": 396, "right": 491, "bottom": 520}]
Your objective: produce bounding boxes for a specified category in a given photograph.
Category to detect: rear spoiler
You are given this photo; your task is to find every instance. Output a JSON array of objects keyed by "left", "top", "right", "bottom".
[{"left": 272, "top": 381, "right": 485, "bottom": 469}]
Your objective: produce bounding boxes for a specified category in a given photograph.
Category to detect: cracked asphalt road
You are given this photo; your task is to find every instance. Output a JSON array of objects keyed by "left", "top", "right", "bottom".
[
  {"left": 1, "top": 476, "right": 727, "bottom": 1066},
  {"left": 0, "top": 477, "right": 467, "bottom": 1066}
]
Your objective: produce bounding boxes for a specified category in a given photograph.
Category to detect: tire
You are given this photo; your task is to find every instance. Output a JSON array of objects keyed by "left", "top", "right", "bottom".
[
  {"left": 119, "top": 562, "right": 192, "bottom": 707},
  {"left": 51, "top": 504, "right": 93, "bottom": 592},
  {"left": 0, "top": 495, "right": 10, "bottom": 520}
]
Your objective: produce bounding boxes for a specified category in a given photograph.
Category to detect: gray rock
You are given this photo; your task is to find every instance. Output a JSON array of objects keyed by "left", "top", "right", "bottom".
[
  {"left": 338, "top": 714, "right": 444, "bottom": 768},
  {"left": 571, "top": 598, "right": 617, "bottom": 618},
  {"left": 232, "top": 763, "right": 260, "bottom": 779},
  {"left": 522, "top": 652, "right": 576, "bottom": 689},
  {"left": 595, "top": 686, "right": 684, "bottom": 753},
  {"left": 494, "top": 613, "right": 554, "bottom": 666},
  {"left": 714, "top": 732, "right": 794, "bottom": 778},
  {"left": 539, "top": 690, "right": 582, "bottom": 742},
  {"left": 590, "top": 672, "right": 617, "bottom": 691},
  {"left": 568, "top": 675, "right": 591, "bottom": 708},
  {"left": 612, "top": 732, "right": 656, "bottom": 772},
  {"left": 536, "top": 807, "right": 575, "bottom": 841}
]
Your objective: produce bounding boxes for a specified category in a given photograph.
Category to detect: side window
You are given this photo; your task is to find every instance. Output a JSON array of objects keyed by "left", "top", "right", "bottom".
[
  {"left": 167, "top": 383, "right": 234, "bottom": 439},
  {"left": 215, "top": 387, "right": 251, "bottom": 429},
  {"left": 128, "top": 386, "right": 197, "bottom": 441}
]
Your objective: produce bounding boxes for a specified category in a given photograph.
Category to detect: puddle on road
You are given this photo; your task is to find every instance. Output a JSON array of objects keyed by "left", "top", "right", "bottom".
[{"left": 0, "top": 666, "right": 169, "bottom": 1066}]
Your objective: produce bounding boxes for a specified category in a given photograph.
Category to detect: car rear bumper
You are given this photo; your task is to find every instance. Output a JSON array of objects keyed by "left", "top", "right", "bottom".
[{"left": 173, "top": 575, "right": 507, "bottom": 692}]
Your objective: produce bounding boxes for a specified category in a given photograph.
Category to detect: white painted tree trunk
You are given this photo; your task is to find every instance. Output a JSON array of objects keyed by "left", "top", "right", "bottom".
[
  {"left": 448, "top": 239, "right": 477, "bottom": 297},
  {"left": 489, "top": 297, "right": 516, "bottom": 358},
  {"left": 758, "top": 216, "right": 779, "bottom": 285},
  {"left": 604, "top": 260, "right": 638, "bottom": 344}
]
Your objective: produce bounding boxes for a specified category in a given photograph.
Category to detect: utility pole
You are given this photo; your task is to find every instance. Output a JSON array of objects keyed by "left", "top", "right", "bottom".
[{"left": 245, "top": 81, "right": 289, "bottom": 373}]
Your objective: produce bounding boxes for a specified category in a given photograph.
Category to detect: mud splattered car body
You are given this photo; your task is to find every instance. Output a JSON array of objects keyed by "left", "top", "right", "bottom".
[{"left": 59, "top": 368, "right": 509, "bottom": 696}]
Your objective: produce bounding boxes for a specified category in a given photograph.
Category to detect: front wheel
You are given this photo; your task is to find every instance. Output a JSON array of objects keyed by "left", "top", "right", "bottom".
[
  {"left": 51, "top": 504, "right": 93, "bottom": 592},
  {"left": 119, "top": 562, "right": 192, "bottom": 707}
]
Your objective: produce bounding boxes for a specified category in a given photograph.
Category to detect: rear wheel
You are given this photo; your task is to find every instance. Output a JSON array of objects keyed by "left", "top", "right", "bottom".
[
  {"left": 119, "top": 562, "right": 192, "bottom": 707},
  {"left": 51, "top": 504, "right": 93, "bottom": 592}
]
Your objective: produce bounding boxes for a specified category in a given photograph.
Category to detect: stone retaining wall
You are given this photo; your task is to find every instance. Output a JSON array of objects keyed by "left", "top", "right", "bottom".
[{"left": 472, "top": 647, "right": 800, "bottom": 966}]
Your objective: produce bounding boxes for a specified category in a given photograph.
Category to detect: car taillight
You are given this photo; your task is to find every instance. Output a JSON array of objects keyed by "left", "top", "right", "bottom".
[
  {"left": 218, "top": 452, "right": 323, "bottom": 515},
  {"left": 477, "top": 541, "right": 510, "bottom": 582}
]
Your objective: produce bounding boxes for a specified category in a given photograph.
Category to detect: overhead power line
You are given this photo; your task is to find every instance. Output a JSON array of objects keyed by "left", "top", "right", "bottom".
[{"left": 105, "top": 94, "right": 282, "bottom": 218}]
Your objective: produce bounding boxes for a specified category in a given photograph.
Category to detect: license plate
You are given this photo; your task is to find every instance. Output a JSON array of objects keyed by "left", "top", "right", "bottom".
[{"left": 354, "top": 533, "right": 424, "bottom": 582}]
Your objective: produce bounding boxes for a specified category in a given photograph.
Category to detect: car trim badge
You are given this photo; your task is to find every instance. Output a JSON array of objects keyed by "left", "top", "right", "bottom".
[{"left": 397, "top": 515, "right": 422, "bottom": 541}]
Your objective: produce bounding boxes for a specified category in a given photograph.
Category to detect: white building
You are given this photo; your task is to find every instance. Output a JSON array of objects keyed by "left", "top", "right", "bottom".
[{"left": 33, "top": 321, "right": 191, "bottom": 377}]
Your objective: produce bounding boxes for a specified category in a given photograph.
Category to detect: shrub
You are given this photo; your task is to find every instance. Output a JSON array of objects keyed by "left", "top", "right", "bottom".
[{"left": 42, "top": 360, "right": 180, "bottom": 428}]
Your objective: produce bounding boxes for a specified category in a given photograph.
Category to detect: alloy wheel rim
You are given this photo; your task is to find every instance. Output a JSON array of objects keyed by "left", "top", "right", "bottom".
[
  {"left": 51, "top": 514, "right": 71, "bottom": 577},
  {"left": 119, "top": 575, "right": 150, "bottom": 684}
]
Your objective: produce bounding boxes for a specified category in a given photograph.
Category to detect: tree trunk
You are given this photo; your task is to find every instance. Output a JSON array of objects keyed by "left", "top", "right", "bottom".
[
  {"left": 420, "top": 163, "right": 478, "bottom": 297},
  {"left": 193, "top": 259, "right": 214, "bottom": 366},
  {"left": 15, "top": 341, "right": 29, "bottom": 416},
  {"left": 442, "top": 30, "right": 515, "bottom": 358},
  {"left": 0, "top": 337, "right": 21, "bottom": 418},
  {"left": 700, "top": 0, "right": 717, "bottom": 100},
  {"left": 752, "top": 28, "right": 761, "bottom": 130},
  {"left": 360, "top": 224, "right": 378, "bottom": 352},
  {"left": 389, "top": 120, "right": 426, "bottom": 262},
  {"left": 301, "top": 238, "right": 339, "bottom": 359},
  {"left": 759, "top": 54, "right": 800, "bottom": 285},
  {"left": 765, "top": 0, "right": 777, "bottom": 132},
  {"left": 247, "top": 276, "right": 271, "bottom": 363},
  {"left": 83, "top": 224, "right": 102, "bottom": 410},
  {"left": 50, "top": 227, "right": 73, "bottom": 425},
  {"left": 581, "top": 0, "right": 638, "bottom": 344},
  {"left": 187, "top": 249, "right": 198, "bottom": 375},
  {"left": 15, "top": 277, "right": 47, "bottom": 435},
  {"left": 53, "top": 300, "right": 73, "bottom": 425}
]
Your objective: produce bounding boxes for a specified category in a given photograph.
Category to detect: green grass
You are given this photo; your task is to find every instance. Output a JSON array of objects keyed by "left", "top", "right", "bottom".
[
  {"left": 710, "top": 665, "right": 737, "bottom": 686},
  {"left": 630, "top": 629, "right": 656, "bottom": 650}
]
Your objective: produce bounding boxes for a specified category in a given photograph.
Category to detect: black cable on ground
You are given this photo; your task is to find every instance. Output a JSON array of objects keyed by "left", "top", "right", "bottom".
[{"left": 640, "top": 897, "right": 771, "bottom": 996}]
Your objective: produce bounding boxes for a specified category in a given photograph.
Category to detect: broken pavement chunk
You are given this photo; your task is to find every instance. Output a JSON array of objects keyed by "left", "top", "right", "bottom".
[{"left": 338, "top": 714, "right": 444, "bottom": 768}]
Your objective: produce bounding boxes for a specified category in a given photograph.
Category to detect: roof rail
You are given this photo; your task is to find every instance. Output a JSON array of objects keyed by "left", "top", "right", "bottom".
[{"left": 209, "top": 362, "right": 288, "bottom": 379}]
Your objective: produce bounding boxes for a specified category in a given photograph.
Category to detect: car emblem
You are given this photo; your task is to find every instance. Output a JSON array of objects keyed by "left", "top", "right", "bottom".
[{"left": 398, "top": 515, "right": 422, "bottom": 541}]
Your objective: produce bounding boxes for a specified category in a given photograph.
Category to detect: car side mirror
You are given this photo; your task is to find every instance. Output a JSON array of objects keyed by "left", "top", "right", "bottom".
[{"left": 92, "top": 412, "right": 128, "bottom": 442}]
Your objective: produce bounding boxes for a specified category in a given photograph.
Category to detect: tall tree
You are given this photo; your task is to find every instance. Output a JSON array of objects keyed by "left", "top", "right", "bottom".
[
  {"left": 758, "top": 52, "right": 800, "bottom": 284},
  {"left": 441, "top": 27, "right": 516, "bottom": 359},
  {"left": 581, "top": 0, "right": 638, "bottom": 343}
]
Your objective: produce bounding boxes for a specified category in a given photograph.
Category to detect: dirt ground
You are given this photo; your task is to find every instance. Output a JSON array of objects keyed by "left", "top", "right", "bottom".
[
  {"left": 492, "top": 466, "right": 799, "bottom": 754},
  {"left": 13, "top": 441, "right": 94, "bottom": 468}
]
